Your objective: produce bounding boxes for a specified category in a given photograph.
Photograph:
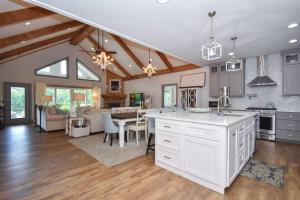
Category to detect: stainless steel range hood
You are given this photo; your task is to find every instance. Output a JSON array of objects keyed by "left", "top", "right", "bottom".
[{"left": 247, "top": 55, "right": 277, "bottom": 87}]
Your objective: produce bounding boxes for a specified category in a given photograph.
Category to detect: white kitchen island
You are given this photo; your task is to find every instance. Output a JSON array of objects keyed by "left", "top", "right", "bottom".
[{"left": 149, "top": 111, "right": 258, "bottom": 194}]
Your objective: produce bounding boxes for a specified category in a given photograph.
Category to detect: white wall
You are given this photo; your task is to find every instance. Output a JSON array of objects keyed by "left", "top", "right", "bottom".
[
  {"left": 124, "top": 67, "right": 210, "bottom": 108},
  {"left": 0, "top": 42, "right": 106, "bottom": 118},
  {"left": 229, "top": 53, "right": 300, "bottom": 112}
]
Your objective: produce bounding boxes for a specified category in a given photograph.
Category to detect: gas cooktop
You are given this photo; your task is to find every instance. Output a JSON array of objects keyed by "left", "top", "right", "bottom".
[{"left": 246, "top": 107, "right": 277, "bottom": 110}]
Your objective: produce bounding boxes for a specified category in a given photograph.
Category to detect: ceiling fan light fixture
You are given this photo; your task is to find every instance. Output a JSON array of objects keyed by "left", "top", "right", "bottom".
[
  {"left": 201, "top": 11, "right": 222, "bottom": 61},
  {"left": 226, "top": 36, "right": 242, "bottom": 71}
]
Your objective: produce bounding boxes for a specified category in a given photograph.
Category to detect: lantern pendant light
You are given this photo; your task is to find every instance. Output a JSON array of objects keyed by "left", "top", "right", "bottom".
[
  {"left": 143, "top": 48, "right": 157, "bottom": 78},
  {"left": 202, "top": 11, "right": 222, "bottom": 60},
  {"left": 226, "top": 36, "right": 242, "bottom": 71}
]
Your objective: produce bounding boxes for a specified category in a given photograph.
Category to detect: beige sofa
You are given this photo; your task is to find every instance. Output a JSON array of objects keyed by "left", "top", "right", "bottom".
[{"left": 37, "top": 106, "right": 66, "bottom": 132}]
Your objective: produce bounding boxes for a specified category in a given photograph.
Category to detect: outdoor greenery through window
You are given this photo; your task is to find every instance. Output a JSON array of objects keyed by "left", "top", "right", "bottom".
[
  {"left": 45, "top": 86, "right": 93, "bottom": 112},
  {"left": 36, "top": 58, "right": 68, "bottom": 78},
  {"left": 77, "top": 59, "right": 100, "bottom": 81}
]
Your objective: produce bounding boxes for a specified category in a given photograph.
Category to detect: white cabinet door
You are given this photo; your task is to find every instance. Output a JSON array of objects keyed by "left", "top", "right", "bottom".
[
  {"left": 182, "top": 136, "right": 221, "bottom": 186},
  {"left": 244, "top": 129, "right": 250, "bottom": 160},
  {"left": 249, "top": 127, "right": 255, "bottom": 155},
  {"left": 228, "top": 126, "right": 238, "bottom": 185}
]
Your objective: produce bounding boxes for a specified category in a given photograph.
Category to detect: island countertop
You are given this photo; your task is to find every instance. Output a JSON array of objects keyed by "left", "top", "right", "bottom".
[{"left": 146, "top": 111, "right": 258, "bottom": 126}]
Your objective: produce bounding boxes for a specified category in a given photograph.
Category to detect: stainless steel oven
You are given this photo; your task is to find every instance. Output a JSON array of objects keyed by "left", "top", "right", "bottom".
[{"left": 247, "top": 107, "right": 276, "bottom": 141}]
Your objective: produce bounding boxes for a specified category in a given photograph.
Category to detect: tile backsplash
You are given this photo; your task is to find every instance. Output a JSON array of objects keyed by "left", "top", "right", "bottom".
[{"left": 230, "top": 53, "right": 300, "bottom": 112}]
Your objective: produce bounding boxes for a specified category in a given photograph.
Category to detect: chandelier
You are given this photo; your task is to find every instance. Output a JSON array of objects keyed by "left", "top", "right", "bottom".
[
  {"left": 202, "top": 11, "right": 222, "bottom": 60},
  {"left": 143, "top": 48, "right": 157, "bottom": 77},
  {"left": 91, "top": 30, "right": 114, "bottom": 70},
  {"left": 92, "top": 51, "right": 114, "bottom": 70},
  {"left": 226, "top": 37, "right": 242, "bottom": 71}
]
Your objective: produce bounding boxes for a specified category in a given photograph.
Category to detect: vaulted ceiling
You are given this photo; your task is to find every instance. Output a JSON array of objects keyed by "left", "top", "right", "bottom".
[
  {"left": 24, "top": 0, "right": 300, "bottom": 66},
  {"left": 0, "top": 0, "right": 196, "bottom": 80}
]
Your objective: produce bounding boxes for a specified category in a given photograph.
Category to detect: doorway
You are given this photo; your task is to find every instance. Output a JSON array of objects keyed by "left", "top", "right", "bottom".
[
  {"left": 3, "top": 82, "right": 32, "bottom": 125},
  {"left": 162, "top": 84, "right": 177, "bottom": 108}
]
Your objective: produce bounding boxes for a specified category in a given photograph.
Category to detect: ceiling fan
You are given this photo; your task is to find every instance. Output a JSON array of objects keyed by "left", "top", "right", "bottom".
[{"left": 80, "top": 29, "right": 116, "bottom": 69}]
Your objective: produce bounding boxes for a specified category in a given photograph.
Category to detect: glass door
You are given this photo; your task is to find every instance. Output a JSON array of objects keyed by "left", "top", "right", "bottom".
[{"left": 4, "top": 82, "right": 31, "bottom": 125}]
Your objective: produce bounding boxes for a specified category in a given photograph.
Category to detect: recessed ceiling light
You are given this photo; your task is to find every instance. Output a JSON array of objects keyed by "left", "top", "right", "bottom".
[
  {"left": 113, "top": 68, "right": 117, "bottom": 72},
  {"left": 20, "top": 40, "right": 26, "bottom": 44},
  {"left": 288, "top": 23, "right": 298, "bottom": 29},
  {"left": 128, "top": 64, "right": 132, "bottom": 68},
  {"left": 25, "top": 21, "right": 31, "bottom": 26},
  {"left": 67, "top": 27, "right": 72, "bottom": 31},
  {"left": 228, "top": 52, "right": 234, "bottom": 56},
  {"left": 104, "top": 39, "right": 108, "bottom": 43},
  {"left": 157, "top": 0, "right": 169, "bottom": 4},
  {"left": 91, "top": 47, "right": 95, "bottom": 50},
  {"left": 289, "top": 39, "right": 298, "bottom": 44}
]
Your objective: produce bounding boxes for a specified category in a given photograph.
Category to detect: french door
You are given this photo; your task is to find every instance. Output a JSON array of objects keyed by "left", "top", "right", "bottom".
[{"left": 3, "top": 82, "right": 31, "bottom": 125}]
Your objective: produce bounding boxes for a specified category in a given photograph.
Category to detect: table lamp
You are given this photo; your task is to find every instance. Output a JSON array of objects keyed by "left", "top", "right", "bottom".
[
  {"left": 43, "top": 95, "right": 53, "bottom": 106},
  {"left": 73, "top": 93, "right": 85, "bottom": 108},
  {"left": 92, "top": 94, "right": 98, "bottom": 107}
]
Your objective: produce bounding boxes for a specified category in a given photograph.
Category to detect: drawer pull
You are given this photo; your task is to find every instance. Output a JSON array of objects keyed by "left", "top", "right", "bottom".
[
  {"left": 232, "top": 133, "right": 236, "bottom": 136},
  {"left": 288, "top": 134, "right": 294, "bottom": 137},
  {"left": 164, "top": 125, "right": 171, "bottom": 128},
  {"left": 163, "top": 139, "right": 171, "bottom": 143},
  {"left": 288, "top": 115, "right": 294, "bottom": 118},
  {"left": 240, "top": 143, "right": 243, "bottom": 146},
  {"left": 288, "top": 124, "right": 293, "bottom": 127},
  {"left": 163, "top": 156, "right": 171, "bottom": 160}
]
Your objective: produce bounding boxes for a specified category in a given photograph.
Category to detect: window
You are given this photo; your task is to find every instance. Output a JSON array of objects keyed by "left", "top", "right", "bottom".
[
  {"left": 45, "top": 86, "right": 93, "bottom": 112},
  {"left": 162, "top": 84, "right": 177, "bottom": 108},
  {"left": 35, "top": 58, "right": 69, "bottom": 78},
  {"left": 77, "top": 59, "right": 100, "bottom": 81}
]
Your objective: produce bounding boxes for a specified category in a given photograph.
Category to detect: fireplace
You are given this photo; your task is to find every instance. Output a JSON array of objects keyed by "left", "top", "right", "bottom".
[
  {"left": 108, "top": 103, "right": 121, "bottom": 108},
  {"left": 102, "top": 94, "right": 127, "bottom": 109}
]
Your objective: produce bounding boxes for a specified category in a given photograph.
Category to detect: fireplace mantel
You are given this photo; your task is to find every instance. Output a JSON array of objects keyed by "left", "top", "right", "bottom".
[{"left": 102, "top": 94, "right": 127, "bottom": 108}]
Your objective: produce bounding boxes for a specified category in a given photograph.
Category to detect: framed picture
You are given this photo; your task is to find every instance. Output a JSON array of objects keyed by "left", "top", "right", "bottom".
[{"left": 110, "top": 79, "right": 120, "bottom": 92}]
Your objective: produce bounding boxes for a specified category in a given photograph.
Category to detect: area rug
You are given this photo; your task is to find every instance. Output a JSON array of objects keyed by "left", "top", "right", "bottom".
[
  {"left": 240, "top": 159, "right": 284, "bottom": 188},
  {"left": 68, "top": 134, "right": 147, "bottom": 167}
]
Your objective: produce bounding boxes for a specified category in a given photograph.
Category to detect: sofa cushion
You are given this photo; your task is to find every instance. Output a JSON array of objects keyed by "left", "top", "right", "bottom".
[
  {"left": 47, "top": 107, "right": 57, "bottom": 115},
  {"left": 47, "top": 114, "right": 65, "bottom": 121}
]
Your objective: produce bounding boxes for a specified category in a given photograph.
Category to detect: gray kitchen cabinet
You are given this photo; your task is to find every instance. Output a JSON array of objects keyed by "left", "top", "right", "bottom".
[
  {"left": 282, "top": 49, "right": 300, "bottom": 96},
  {"left": 276, "top": 112, "right": 300, "bottom": 143},
  {"left": 209, "top": 66, "right": 220, "bottom": 97},
  {"left": 209, "top": 61, "right": 245, "bottom": 97}
]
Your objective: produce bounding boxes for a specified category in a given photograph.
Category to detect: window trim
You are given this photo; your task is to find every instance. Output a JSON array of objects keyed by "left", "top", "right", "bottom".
[
  {"left": 76, "top": 58, "right": 101, "bottom": 82},
  {"left": 35, "top": 57, "right": 69, "bottom": 79}
]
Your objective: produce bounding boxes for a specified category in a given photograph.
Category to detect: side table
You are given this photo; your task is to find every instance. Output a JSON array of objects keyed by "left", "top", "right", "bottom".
[{"left": 65, "top": 116, "right": 82, "bottom": 136}]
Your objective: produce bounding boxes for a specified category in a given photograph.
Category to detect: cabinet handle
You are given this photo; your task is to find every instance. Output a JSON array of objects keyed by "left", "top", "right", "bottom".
[
  {"left": 164, "top": 139, "right": 171, "bottom": 143},
  {"left": 232, "top": 133, "right": 236, "bottom": 136},
  {"left": 164, "top": 125, "right": 171, "bottom": 128},
  {"left": 288, "top": 115, "right": 294, "bottom": 118},
  {"left": 288, "top": 134, "right": 293, "bottom": 137},
  {"left": 288, "top": 124, "right": 293, "bottom": 127},
  {"left": 163, "top": 156, "right": 171, "bottom": 160}
]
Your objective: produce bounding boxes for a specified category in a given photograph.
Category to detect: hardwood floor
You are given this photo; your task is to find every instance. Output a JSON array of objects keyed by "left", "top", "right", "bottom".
[{"left": 0, "top": 125, "right": 299, "bottom": 200}]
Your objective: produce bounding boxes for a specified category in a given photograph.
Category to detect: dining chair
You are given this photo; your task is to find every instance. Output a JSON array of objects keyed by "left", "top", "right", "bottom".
[
  {"left": 127, "top": 109, "right": 147, "bottom": 146},
  {"left": 101, "top": 112, "right": 119, "bottom": 146},
  {"left": 146, "top": 109, "right": 160, "bottom": 154}
]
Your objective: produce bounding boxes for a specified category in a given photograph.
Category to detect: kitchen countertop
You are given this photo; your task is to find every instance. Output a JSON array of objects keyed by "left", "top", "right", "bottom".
[{"left": 147, "top": 111, "right": 258, "bottom": 126}]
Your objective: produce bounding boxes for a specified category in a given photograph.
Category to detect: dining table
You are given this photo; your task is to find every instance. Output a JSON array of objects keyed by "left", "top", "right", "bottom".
[{"left": 111, "top": 112, "right": 137, "bottom": 147}]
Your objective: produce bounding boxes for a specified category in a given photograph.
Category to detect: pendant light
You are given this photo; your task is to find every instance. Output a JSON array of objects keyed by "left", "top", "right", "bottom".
[
  {"left": 202, "top": 11, "right": 222, "bottom": 60},
  {"left": 143, "top": 48, "right": 157, "bottom": 77},
  {"left": 226, "top": 36, "right": 242, "bottom": 71},
  {"left": 92, "top": 30, "right": 114, "bottom": 70}
]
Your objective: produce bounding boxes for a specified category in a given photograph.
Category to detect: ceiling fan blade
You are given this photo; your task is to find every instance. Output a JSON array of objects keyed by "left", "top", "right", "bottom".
[{"left": 106, "top": 51, "right": 117, "bottom": 54}]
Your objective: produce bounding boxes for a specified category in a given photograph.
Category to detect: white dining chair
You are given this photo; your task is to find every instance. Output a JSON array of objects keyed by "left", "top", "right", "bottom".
[{"left": 127, "top": 109, "right": 147, "bottom": 146}]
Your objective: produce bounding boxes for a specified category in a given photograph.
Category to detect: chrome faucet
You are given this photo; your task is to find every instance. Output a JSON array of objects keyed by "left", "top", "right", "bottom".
[{"left": 217, "top": 86, "right": 232, "bottom": 115}]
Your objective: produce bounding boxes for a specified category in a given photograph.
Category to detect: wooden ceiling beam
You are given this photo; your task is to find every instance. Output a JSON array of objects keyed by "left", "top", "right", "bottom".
[
  {"left": 87, "top": 36, "right": 132, "bottom": 78},
  {"left": 0, "top": 7, "right": 55, "bottom": 27},
  {"left": 109, "top": 34, "right": 145, "bottom": 70},
  {"left": 70, "top": 25, "right": 96, "bottom": 45},
  {"left": 0, "top": 21, "right": 82, "bottom": 48},
  {"left": 155, "top": 51, "right": 174, "bottom": 71},
  {"left": 123, "top": 64, "right": 199, "bottom": 81},
  {"left": 0, "top": 31, "right": 78, "bottom": 61}
]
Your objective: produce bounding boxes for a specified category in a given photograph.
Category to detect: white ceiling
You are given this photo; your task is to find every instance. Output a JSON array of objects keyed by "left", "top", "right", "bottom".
[{"left": 25, "top": 0, "right": 300, "bottom": 65}]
